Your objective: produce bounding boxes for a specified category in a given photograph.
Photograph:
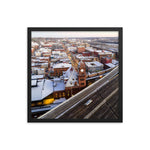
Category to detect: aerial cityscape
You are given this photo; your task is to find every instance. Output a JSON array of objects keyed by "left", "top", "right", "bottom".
[{"left": 30, "top": 31, "right": 120, "bottom": 121}]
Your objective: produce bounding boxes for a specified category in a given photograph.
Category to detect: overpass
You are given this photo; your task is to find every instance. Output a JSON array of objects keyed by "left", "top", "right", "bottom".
[{"left": 38, "top": 66, "right": 119, "bottom": 119}]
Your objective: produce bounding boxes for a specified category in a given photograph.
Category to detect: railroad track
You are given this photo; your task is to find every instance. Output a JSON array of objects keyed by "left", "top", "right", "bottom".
[
  {"left": 38, "top": 66, "right": 119, "bottom": 119},
  {"left": 89, "top": 91, "right": 119, "bottom": 119},
  {"left": 60, "top": 75, "right": 119, "bottom": 119}
]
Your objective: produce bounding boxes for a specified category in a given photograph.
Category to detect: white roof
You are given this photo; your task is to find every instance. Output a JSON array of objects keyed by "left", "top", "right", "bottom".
[
  {"left": 31, "top": 80, "right": 37, "bottom": 86},
  {"left": 68, "top": 47, "right": 77, "bottom": 50},
  {"left": 64, "top": 67, "right": 78, "bottom": 87},
  {"left": 76, "top": 54, "right": 95, "bottom": 60},
  {"left": 106, "top": 63, "right": 116, "bottom": 68},
  {"left": 32, "top": 79, "right": 65, "bottom": 101},
  {"left": 32, "top": 75, "right": 44, "bottom": 80},
  {"left": 32, "top": 41, "right": 39, "bottom": 47},
  {"left": 85, "top": 61, "right": 103, "bottom": 67},
  {"left": 53, "top": 79, "right": 65, "bottom": 91},
  {"left": 112, "top": 59, "right": 119, "bottom": 65},
  {"left": 96, "top": 50, "right": 112, "bottom": 55},
  {"left": 53, "top": 63, "right": 71, "bottom": 69},
  {"left": 38, "top": 57, "right": 49, "bottom": 60},
  {"left": 39, "top": 47, "right": 51, "bottom": 52},
  {"left": 85, "top": 47, "right": 94, "bottom": 52},
  {"left": 35, "top": 51, "right": 41, "bottom": 54},
  {"left": 32, "top": 79, "right": 53, "bottom": 101},
  {"left": 32, "top": 67, "right": 45, "bottom": 71}
]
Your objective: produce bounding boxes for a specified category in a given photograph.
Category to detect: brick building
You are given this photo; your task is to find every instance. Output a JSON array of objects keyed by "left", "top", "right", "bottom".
[
  {"left": 78, "top": 61, "right": 86, "bottom": 88},
  {"left": 77, "top": 46, "right": 85, "bottom": 53},
  {"left": 50, "top": 63, "right": 71, "bottom": 77},
  {"left": 101, "top": 56, "right": 112, "bottom": 64}
]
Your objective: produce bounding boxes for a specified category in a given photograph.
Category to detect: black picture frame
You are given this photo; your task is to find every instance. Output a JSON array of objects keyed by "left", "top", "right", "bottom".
[{"left": 28, "top": 27, "right": 123, "bottom": 123}]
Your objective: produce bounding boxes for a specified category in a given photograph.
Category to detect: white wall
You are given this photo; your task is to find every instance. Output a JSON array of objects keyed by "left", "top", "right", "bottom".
[{"left": 0, "top": 0, "right": 150, "bottom": 150}]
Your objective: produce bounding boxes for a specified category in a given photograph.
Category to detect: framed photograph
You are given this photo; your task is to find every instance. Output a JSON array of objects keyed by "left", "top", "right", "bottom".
[{"left": 28, "top": 27, "right": 123, "bottom": 122}]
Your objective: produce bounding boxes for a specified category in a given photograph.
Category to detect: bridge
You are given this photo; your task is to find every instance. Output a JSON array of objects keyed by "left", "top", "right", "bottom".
[{"left": 38, "top": 66, "right": 119, "bottom": 120}]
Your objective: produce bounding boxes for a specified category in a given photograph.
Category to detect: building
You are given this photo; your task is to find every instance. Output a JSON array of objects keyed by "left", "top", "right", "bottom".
[
  {"left": 85, "top": 61, "right": 104, "bottom": 73},
  {"left": 85, "top": 43, "right": 90, "bottom": 48},
  {"left": 63, "top": 66, "right": 79, "bottom": 97},
  {"left": 101, "top": 56, "right": 112, "bottom": 64},
  {"left": 31, "top": 79, "right": 54, "bottom": 107},
  {"left": 67, "top": 46, "right": 77, "bottom": 53},
  {"left": 52, "top": 78, "right": 66, "bottom": 99},
  {"left": 32, "top": 41, "right": 39, "bottom": 49},
  {"left": 31, "top": 75, "right": 44, "bottom": 80},
  {"left": 53, "top": 49, "right": 65, "bottom": 52},
  {"left": 112, "top": 59, "right": 119, "bottom": 65},
  {"left": 77, "top": 46, "right": 85, "bottom": 53},
  {"left": 50, "top": 63, "right": 71, "bottom": 77},
  {"left": 96, "top": 50, "right": 112, "bottom": 61},
  {"left": 41, "top": 42, "right": 52, "bottom": 47},
  {"left": 78, "top": 61, "right": 86, "bottom": 88},
  {"left": 35, "top": 51, "right": 42, "bottom": 57},
  {"left": 82, "top": 52, "right": 91, "bottom": 56},
  {"left": 31, "top": 78, "right": 65, "bottom": 107},
  {"left": 105, "top": 63, "right": 116, "bottom": 69},
  {"left": 32, "top": 67, "right": 45, "bottom": 75},
  {"left": 75, "top": 54, "right": 98, "bottom": 63}
]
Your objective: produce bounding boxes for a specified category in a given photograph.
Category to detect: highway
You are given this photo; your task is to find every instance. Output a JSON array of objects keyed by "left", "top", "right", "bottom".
[{"left": 38, "top": 66, "right": 119, "bottom": 119}]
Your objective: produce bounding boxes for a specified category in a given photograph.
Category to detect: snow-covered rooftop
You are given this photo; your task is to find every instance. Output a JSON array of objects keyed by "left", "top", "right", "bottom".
[
  {"left": 31, "top": 79, "right": 65, "bottom": 101},
  {"left": 32, "top": 41, "right": 39, "bottom": 47},
  {"left": 96, "top": 50, "right": 112, "bottom": 55},
  {"left": 32, "top": 75, "right": 44, "bottom": 80},
  {"left": 85, "top": 61, "right": 103, "bottom": 68},
  {"left": 53, "top": 63, "right": 71, "bottom": 69},
  {"left": 112, "top": 59, "right": 119, "bottom": 65},
  {"left": 63, "top": 66, "right": 78, "bottom": 87},
  {"left": 106, "top": 63, "right": 116, "bottom": 68},
  {"left": 32, "top": 79, "right": 53, "bottom": 101},
  {"left": 85, "top": 47, "right": 94, "bottom": 52},
  {"left": 31, "top": 80, "right": 37, "bottom": 86},
  {"left": 76, "top": 54, "right": 95, "bottom": 60}
]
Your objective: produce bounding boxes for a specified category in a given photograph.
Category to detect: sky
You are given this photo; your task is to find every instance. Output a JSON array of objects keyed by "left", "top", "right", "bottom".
[{"left": 32, "top": 31, "right": 118, "bottom": 38}]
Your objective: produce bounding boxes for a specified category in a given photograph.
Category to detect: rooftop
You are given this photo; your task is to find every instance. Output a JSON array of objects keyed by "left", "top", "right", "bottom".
[
  {"left": 112, "top": 59, "right": 119, "bottom": 65},
  {"left": 53, "top": 79, "right": 65, "bottom": 91},
  {"left": 31, "top": 75, "right": 44, "bottom": 80},
  {"left": 106, "top": 63, "right": 116, "bottom": 68},
  {"left": 32, "top": 79, "right": 53, "bottom": 101},
  {"left": 96, "top": 50, "right": 112, "bottom": 55},
  {"left": 85, "top": 61, "right": 103, "bottom": 67},
  {"left": 31, "top": 79, "right": 65, "bottom": 101},
  {"left": 53, "top": 63, "right": 71, "bottom": 69},
  {"left": 31, "top": 80, "right": 37, "bottom": 87},
  {"left": 65, "top": 67, "right": 78, "bottom": 87}
]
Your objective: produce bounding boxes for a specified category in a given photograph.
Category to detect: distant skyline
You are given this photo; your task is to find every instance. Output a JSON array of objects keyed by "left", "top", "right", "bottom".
[{"left": 32, "top": 31, "right": 118, "bottom": 38}]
